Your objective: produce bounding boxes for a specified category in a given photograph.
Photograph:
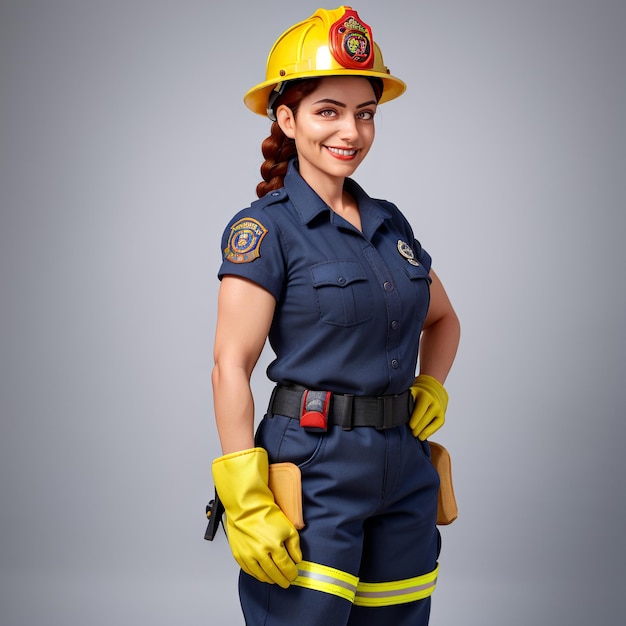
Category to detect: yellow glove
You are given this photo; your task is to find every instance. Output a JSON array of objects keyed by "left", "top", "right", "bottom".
[
  {"left": 212, "top": 447, "right": 302, "bottom": 588},
  {"left": 409, "top": 374, "right": 449, "bottom": 440}
]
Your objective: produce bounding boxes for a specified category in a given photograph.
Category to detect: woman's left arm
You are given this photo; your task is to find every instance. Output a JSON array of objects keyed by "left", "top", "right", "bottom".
[{"left": 419, "top": 269, "right": 461, "bottom": 384}]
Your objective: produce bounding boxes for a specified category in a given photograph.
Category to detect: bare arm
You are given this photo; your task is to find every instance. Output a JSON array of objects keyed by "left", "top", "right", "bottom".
[
  {"left": 419, "top": 269, "right": 461, "bottom": 384},
  {"left": 212, "top": 276, "right": 276, "bottom": 455}
]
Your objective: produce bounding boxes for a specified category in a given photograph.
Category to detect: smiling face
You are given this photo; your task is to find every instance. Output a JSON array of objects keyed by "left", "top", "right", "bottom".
[{"left": 275, "top": 76, "right": 378, "bottom": 191}]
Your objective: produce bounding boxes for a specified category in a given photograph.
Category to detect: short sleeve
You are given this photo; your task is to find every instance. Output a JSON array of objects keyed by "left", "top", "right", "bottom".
[{"left": 217, "top": 209, "right": 286, "bottom": 301}]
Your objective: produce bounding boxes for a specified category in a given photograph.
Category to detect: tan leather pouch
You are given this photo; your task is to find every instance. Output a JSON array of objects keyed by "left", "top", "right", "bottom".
[
  {"left": 268, "top": 462, "right": 305, "bottom": 529},
  {"left": 429, "top": 441, "right": 458, "bottom": 525}
]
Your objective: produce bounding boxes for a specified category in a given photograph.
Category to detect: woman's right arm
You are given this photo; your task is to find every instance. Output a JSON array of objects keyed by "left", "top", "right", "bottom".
[
  {"left": 211, "top": 275, "right": 302, "bottom": 586},
  {"left": 212, "top": 275, "right": 276, "bottom": 455}
]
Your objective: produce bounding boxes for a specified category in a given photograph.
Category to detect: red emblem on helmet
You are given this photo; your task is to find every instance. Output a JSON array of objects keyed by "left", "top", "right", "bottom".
[{"left": 329, "top": 9, "right": 374, "bottom": 69}]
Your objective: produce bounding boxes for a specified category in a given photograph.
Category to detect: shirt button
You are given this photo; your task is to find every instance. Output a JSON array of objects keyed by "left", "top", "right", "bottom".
[
  {"left": 383, "top": 281, "right": 394, "bottom": 292},
  {"left": 391, "top": 359, "right": 399, "bottom": 369},
  {"left": 337, "top": 276, "right": 346, "bottom": 285},
  {"left": 271, "top": 191, "right": 280, "bottom": 196},
  {"left": 391, "top": 320, "right": 399, "bottom": 330}
]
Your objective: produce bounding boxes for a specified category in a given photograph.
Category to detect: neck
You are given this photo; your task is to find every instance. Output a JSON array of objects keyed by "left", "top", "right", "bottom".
[{"left": 297, "top": 166, "right": 347, "bottom": 212}]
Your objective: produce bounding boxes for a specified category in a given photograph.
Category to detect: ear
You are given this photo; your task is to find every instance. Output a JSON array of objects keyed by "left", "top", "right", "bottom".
[{"left": 275, "top": 105, "right": 296, "bottom": 139}]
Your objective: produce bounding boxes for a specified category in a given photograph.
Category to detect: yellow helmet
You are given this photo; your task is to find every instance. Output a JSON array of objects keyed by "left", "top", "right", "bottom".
[{"left": 244, "top": 6, "right": 406, "bottom": 118}]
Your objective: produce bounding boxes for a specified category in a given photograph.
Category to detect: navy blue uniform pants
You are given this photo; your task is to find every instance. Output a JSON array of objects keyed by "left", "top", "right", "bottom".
[{"left": 239, "top": 413, "right": 441, "bottom": 626}]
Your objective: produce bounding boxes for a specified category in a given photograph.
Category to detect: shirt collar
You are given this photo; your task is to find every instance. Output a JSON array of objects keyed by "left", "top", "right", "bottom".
[{"left": 284, "top": 159, "right": 392, "bottom": 238}]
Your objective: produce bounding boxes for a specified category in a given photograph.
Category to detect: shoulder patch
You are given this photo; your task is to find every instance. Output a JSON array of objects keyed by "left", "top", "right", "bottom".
[{"left": 224, "top": 217, "right": 268, "bottom": 264}]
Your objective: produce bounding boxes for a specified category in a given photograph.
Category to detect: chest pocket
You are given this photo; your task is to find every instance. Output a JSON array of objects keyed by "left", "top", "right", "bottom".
[
  {"left": 401, "top": 261, "right": 432, "bottom": 323},
  {"left": 310, "top": 260, "right": 373, "bottom": 327}
]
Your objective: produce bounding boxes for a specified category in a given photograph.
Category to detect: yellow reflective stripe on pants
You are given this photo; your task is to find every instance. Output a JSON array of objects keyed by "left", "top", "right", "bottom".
[
  {"left": 291, "top": 561, "right": 359, "bottom": 603},
  {"left": 354, "top": 564, "right": 439, "bottom": 607},
  {"left": 291, "top": 561, "right": 438, "bottom": 607}
]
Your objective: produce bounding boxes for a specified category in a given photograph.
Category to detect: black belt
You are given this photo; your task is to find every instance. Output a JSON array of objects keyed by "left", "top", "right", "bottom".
[{"left": 268, "top": 385, "right": 413, "bottom": 431}]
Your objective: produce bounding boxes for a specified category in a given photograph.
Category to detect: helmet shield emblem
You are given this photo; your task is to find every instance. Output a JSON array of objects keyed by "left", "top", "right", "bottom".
[{"left": 329, "top": 9, "right": 374, "bottom": 69}]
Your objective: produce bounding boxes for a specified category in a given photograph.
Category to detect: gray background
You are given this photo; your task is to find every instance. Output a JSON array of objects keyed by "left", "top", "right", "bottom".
[{"left": 1, "top": 1, "right": 624, "bottom": 624}]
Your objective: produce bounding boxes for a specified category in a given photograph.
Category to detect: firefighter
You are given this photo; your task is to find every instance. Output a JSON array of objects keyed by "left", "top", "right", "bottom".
[{"left": 210, "top": 6, "right": 460, "bottom": 625}]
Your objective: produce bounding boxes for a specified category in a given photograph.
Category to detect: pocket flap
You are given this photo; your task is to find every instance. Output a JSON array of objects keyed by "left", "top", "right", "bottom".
[{"left": 311, "top": 260, "right": 367, "bottom": 288}]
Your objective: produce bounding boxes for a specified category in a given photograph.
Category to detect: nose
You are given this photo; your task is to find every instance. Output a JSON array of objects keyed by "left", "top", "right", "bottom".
[{"left": 338, "top": 116, "right": 359, "bottom": 142}]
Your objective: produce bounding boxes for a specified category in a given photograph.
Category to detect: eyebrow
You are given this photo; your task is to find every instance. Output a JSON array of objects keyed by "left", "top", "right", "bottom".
[{"left": 313, "top": 98, "right": 378, "bottom": 109}]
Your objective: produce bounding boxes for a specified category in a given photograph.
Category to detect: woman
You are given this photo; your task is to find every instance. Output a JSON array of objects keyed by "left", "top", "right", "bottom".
[{"left": 210, "top": 7, "right": 460, "bottom": 625}]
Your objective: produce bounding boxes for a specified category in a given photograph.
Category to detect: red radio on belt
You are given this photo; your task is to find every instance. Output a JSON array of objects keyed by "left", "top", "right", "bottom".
[{"left": 300, "top": 390, "right": 332, "bottom": 432}]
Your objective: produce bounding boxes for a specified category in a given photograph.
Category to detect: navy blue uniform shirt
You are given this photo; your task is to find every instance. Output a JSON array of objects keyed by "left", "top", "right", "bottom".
[{"left": 218, "top": 160, "right": 432, "bottom": 396}]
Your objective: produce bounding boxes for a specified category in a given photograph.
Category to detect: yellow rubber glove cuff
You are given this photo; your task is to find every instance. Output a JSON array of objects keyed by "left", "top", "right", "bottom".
[
  {"left": 409, "top": 374, "right": 449, "bottom": 440},
  {"left": 212, "top": 447, "right": 302, "bottom": 588}
]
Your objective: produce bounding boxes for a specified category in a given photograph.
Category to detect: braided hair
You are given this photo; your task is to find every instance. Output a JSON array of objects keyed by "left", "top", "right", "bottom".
[{"left": 256, "top": 80, "right": 318, "bottom": 198}]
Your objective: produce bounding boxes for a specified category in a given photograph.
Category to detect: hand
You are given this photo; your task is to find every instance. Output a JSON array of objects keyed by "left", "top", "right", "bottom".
[
  {"left": 212, "top": 447, "right": 302, "bottom": 587},
  {"left": 409, "top": 374, "right": 448, "bottom": 440}
]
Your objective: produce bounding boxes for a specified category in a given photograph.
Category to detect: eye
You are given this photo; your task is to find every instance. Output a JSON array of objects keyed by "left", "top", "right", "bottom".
[
  {"left": 317, "top": 108, "right": 338, "bottom": 118},
  {"left": 357, "top": 110, "right": 375, "bottom": 121}
]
